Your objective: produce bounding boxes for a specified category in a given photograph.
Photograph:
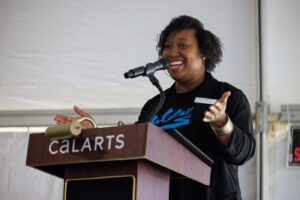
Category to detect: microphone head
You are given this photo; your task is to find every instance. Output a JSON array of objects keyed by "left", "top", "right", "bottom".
[
  {"left": 145, "top": 58, "right": 170, "bottom": 70},
  {"left": 124, "top": 72, "right": 131, "bottom": 78},
  {"left": 124, "top": 58, "right": 170, "bottom": 79},
  {"left": 157, "top": 58, "right": 170, "bottom": 69},
  {"left": 124, "top": 66, "right": 145, "bottom": 79}
]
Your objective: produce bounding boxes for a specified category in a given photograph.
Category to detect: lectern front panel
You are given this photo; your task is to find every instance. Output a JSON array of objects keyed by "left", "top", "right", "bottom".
[{"left": 65, "top": 175, "right": 135, "bottom": 200}]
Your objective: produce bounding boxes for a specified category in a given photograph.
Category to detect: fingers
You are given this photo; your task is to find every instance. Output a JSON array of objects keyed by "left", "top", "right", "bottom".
[
  {"left": 219, "top": 91, "right": 231, "bottom": 104},
  {"left": 53, "top": 106, "right": 92, "bottom": 126},
  {"left": 210, "top": 104, "right": 221, "bottom": 116},
  {"left": 203, "top": 111, "right": 213, "bottom": 122},
  {"left": 74, "top": 105, "right": 89, "bottom": 117},
  {"left": 203, "top": 91, "right": 231, "bottom": 123},
  {"left": 203, "top": 105, "right": 220, "bottom": 122},
  {"left": 53, "top": 114, "right": 76, "bottom": 125}
]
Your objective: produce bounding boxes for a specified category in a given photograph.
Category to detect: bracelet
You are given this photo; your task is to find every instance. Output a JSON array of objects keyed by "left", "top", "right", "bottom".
[{"left": 211, "top": 116, "right": 233, "bottom": 136}]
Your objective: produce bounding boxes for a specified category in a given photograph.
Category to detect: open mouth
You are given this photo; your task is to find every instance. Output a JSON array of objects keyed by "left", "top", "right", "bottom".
[{"left": 169, "top": 60, "right": 184, "bottom": 68}]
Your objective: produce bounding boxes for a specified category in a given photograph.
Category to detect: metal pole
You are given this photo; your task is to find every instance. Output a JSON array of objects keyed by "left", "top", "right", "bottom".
[{"left": 256, "top": 0, "right": 268, "bottom": 199}]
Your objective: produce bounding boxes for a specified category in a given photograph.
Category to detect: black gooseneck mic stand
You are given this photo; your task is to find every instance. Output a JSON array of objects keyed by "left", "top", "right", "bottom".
[
  {"left": 123, "top": 58, "right": 169, "bottom": 122},
  {"left": 144, "top": 74, "right": 165, "bottom": 122},
  {"left": 145, "top": 72, "right": 214, "bottom": 167}
]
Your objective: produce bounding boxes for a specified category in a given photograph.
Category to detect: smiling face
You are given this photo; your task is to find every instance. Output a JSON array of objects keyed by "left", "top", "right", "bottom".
[{"left": 162, "top": 28, "right": 206, "bottom": 88}]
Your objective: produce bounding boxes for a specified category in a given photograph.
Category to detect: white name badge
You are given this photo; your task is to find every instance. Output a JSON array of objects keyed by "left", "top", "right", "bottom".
[{"left": 194, "top": 97, "right": 217, "bottom": 105}]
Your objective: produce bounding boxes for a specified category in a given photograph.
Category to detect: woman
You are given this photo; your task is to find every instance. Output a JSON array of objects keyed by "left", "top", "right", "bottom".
[{"left": 55, "top": 15, "right": 255, "bottom": 199}]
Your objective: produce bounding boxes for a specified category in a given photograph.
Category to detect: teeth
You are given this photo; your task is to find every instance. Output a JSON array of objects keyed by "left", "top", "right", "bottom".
[{"left": 170, "top": 60, "right": 183, "bottom": 66}]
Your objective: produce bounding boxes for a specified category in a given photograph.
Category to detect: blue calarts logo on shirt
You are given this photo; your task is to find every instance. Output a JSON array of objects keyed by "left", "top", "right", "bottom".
[{"left": 151, "top": 107, "right": 193, "bottom": 129}]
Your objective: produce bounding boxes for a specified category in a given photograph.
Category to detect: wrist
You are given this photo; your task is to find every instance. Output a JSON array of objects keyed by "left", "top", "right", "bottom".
[{"left": 211, "top": 115, "right": 233, "bottom": 136}]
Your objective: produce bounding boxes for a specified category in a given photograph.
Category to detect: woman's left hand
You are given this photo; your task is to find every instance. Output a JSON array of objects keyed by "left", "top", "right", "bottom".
[{"left": 203, "top": 91, "right": 231, "bottom": 128}]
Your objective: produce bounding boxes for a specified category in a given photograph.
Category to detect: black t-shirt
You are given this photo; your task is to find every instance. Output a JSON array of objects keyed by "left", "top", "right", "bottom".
[{"left": 138, "top": 72, "right": 256, "bottom": 200}]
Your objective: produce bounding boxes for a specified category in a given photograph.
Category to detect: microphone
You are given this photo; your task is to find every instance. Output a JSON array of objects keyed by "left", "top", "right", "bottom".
[{"left": 124, "top": 58, "right": 170, "bottom": 78}]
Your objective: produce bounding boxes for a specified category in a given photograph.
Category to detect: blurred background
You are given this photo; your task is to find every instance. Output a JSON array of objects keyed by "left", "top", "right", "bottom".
[{"left": 0, "top": 0, "right": 299, "bottom": 199}]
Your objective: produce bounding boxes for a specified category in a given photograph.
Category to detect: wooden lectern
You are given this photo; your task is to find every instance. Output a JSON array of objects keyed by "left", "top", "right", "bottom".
[{"left": 26, "top": 123, "right": 211, "bottom": 200}]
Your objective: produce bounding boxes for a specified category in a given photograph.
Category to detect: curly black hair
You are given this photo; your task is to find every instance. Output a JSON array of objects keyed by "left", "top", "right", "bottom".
[{"left": 157, "top": 15, "right": 223, "bottom": 72}]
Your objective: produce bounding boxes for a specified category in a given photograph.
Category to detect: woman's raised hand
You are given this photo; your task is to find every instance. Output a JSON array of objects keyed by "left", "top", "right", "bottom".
[{"left": 203, "top": 91, "right": 231, "bottom": 128}]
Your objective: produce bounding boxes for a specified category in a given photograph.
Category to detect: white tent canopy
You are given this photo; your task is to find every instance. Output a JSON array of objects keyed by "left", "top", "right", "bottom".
[{"left": 0, "top": 0, "right": 257, "bottom": 112}]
